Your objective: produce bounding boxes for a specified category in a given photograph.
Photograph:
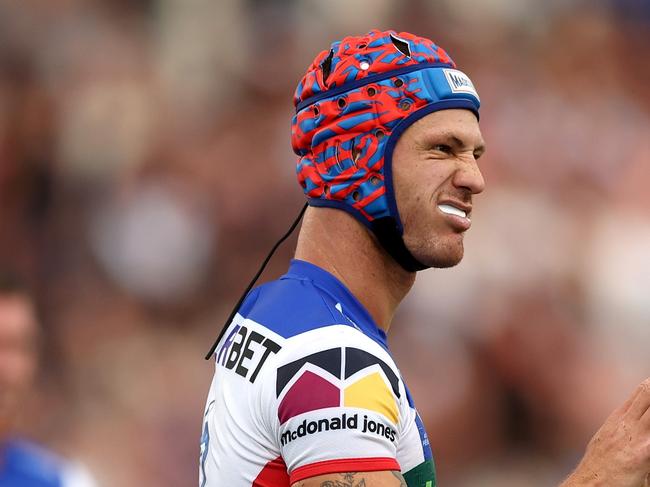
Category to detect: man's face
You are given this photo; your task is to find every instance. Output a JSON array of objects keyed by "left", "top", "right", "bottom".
[
  {"left": 392, "top": 109, "right": 486, "bottom": 268},
  {"left": 0, "top": 294, "right": 38, "bottom": 438}
]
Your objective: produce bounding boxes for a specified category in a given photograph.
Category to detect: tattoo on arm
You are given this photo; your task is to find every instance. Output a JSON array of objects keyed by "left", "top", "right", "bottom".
[
  {"left": 296, "top": 471, "right": 405, "bottom": 487},
  {"left": 315, "top": 471, "right": 406, "bottom": 486},
  {"left": 318, "top": 472, "right": 367, "bottom": 486}
]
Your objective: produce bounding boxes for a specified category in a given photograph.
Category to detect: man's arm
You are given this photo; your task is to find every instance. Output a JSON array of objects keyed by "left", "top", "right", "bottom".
[
  {"left": 293, "top": 471, "right": 406, "bottom": 487},
  {"left": 561, "top": 378, "right": 650, "bottom": 487}
]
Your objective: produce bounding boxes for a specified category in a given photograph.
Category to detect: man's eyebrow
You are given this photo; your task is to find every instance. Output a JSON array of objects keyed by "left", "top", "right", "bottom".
[{"left": 430, "top": 133, "right": 486, "bottom": 154}]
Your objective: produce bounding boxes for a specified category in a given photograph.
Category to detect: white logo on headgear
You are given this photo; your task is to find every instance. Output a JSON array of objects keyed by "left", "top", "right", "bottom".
[{"left": 443, "top": 69, "right": 480, "bottom": 101}]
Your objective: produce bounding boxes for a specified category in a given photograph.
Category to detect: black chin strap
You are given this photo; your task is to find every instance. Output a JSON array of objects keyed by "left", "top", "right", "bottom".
[
  {"left": 371, "top": 217, "right": 427, "bottom": 273},
  {"left": 204, "top": 203, "right": 308, "bottom": 360}
]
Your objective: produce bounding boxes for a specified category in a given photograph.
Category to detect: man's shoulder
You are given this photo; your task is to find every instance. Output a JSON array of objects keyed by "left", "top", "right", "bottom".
[{"left": 239, "top": 274, "right": 346, "bottom": 339}]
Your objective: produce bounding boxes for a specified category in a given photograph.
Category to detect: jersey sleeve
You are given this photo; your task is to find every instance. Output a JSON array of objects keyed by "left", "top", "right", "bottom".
[{"left": 261, "top": 324, "right": 407, "bottom": 485}]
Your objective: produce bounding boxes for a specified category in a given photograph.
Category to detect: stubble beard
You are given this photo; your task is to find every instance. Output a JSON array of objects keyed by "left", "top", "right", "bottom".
[{"left": 404, "top": 232, "right": 465, "bottom": 269}]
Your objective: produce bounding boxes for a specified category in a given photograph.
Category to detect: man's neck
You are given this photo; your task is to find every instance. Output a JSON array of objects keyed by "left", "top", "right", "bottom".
[{"left": 294, "top": 207, "right": 416, "bottom": 333}]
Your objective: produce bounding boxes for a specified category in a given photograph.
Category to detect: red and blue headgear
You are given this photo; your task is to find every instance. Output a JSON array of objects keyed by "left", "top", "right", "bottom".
[{"left": 291, "top": 30, "right": 481, "bottom": 272}]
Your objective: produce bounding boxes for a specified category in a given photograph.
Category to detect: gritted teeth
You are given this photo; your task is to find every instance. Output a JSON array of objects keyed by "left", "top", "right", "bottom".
[{"left": 438, "top": 203, "right": 468, "bottom": 219}]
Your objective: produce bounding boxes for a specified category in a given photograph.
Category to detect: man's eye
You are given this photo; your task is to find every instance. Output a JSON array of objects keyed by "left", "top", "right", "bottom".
[{"left": 432, "top": 144, "right": 452, "bottom": 154}]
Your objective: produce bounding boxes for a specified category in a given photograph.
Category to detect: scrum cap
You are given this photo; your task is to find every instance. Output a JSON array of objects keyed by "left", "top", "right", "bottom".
[{"left": 291, "top": 30, "right": 480, "bottom": 271}]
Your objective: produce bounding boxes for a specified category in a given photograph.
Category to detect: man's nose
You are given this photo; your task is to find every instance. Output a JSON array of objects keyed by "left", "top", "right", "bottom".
[{"left": 453, "top": 159, "right": 485, "bottom": 195}]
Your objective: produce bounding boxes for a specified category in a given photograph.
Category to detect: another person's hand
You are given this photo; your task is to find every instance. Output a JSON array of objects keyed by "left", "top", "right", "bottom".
[{"left": 562, "top": 378, "right": 650, "bottom": 487}]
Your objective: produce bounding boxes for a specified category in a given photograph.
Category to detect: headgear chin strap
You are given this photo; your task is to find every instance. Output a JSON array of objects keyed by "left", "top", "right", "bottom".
[
  {"left": 291, "top": 29, "right": 481, "bottom": 272},
  {"left": 371, "top": 217, "right": 426, "bottom": 272}
]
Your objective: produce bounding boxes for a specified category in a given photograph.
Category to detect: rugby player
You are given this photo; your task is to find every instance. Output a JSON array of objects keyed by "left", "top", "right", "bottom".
[{"left": 201, "top": 30, "right": 650, "bottom": 487}]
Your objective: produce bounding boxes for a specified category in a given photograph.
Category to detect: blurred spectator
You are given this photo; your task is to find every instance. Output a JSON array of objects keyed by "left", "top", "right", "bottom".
[{"left": 0, "top": 271, "right": 98, "bottom": 487}]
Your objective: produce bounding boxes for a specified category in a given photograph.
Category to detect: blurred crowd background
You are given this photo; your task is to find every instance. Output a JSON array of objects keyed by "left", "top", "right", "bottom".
[{"left": 1, "top": 0, "right": 649, "bottom": 485}]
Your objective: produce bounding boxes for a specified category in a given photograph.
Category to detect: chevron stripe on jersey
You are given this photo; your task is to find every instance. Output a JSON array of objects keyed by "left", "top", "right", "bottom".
[{"left": 200, "top": 260, "right": 436, "bottom": 486}]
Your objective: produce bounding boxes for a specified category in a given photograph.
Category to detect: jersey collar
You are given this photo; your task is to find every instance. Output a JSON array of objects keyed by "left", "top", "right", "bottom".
[{"left": 283, "top": 259, "right": 389, "bottom": 349}]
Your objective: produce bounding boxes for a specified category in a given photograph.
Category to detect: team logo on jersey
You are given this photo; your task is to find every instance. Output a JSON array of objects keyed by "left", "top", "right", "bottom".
[{"left": 276, "top": 347, "right": 400, "bottom": 425}]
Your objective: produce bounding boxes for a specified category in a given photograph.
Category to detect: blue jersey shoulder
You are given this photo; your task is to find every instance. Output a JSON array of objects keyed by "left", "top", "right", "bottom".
[
  {"left": 232, "top": 260, "right": 389, "bottom": 348},
  {"left": 0, "top": 439, "right": 67, "bottom": 487},
  {"left": 239, "top": 275, "right": 345, "bottom": 339}
]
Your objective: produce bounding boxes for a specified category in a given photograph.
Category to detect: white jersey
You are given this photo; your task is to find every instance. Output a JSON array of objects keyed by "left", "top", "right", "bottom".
[{"left": 200, "top": 260, "right": 436, "bottom": 486}]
